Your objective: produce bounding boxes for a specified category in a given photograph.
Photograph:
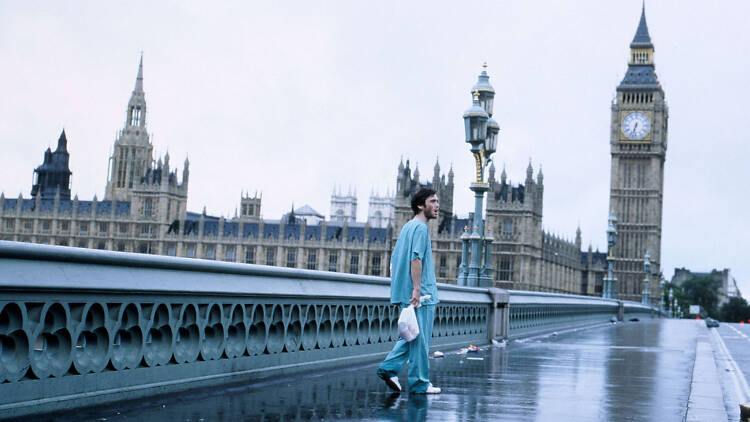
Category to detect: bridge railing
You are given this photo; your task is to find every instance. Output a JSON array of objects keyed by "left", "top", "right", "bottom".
[
  {"left": 507, "top": 290, "right": 654, "bottom": 339},
  {"left": 0, "top": 241, "right": 655, "bottom": 417}
]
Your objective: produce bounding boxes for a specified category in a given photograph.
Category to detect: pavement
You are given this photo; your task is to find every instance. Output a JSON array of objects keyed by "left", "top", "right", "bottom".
[{"left": 25, "top": 318, "right": 744, "bottom": 422}]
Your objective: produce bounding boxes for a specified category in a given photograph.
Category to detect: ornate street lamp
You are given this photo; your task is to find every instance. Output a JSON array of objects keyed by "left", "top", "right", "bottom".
[
  {"left": 458, "top": 64, "right": 499, "bottom": 287},
  {"left": 603, "top": 212, "right": 618, "bottom": 299},
  {"left": 642, "top": 251, "right": 651, "bottom": 306}
]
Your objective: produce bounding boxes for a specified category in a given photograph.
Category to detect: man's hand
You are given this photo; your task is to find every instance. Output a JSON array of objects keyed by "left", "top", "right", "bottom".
[{"left": 410, "top": 287, "right": 421, "bottom": 307}]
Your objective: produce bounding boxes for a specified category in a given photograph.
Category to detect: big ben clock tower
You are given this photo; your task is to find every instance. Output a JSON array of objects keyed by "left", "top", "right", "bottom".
[{"left": 608, "top": 6, "right": 668, "bottom": 303}]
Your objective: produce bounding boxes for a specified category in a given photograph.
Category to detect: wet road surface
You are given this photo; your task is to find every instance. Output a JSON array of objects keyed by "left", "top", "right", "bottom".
[
  {"left": 711, "top": 322, "right": 750, "bottom": 420},
  {"left": 32, "top": 319, "right": 704, "bottom": 422}
]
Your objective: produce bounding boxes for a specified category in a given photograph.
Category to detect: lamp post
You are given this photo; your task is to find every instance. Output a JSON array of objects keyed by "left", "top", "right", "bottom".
[
  {"left": 669, "top": 287, "right": 675, "bottom": 318},
  {"left": 642, "top": 251, "right": 651, "bottom": 306},
  {"left": 603, "top": 212, "right": 618, "bottom": 299},
  {"left": 458, "top": 65, "right": 499, "bottom": 288},
  {"left": 660, "top": 276, "right": 666, "bottom": 314}
]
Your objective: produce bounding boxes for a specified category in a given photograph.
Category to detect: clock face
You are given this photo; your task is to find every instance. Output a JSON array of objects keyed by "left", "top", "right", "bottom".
[{"left": 622, "top": 112, "right": 650, "bottom": 140}]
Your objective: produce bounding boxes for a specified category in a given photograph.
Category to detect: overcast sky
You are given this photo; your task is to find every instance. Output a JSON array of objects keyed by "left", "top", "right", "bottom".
[{"left": 1, "top": 1, "right": 748, "bottom": 298}]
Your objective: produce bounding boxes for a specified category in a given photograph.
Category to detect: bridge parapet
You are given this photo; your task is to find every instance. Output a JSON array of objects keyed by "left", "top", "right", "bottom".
[{"left": 0, "top": 241, "right": 655, "bottom": 418}]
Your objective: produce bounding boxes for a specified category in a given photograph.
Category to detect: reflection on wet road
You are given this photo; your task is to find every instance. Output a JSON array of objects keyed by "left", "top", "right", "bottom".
[{"left": 36, "top": 319, "right": 701, "bottom": 422}]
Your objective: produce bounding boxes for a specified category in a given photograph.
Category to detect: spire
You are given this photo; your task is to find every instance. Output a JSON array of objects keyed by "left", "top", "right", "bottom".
[
  {"left": 125, "top": 53, "right": 147, "bottom": 129},
  {"left": 631, "top": 4, "right": 652, "bottom": 47},
  {"left": 526, "top": 159, "right": 533, "bottom": 181},
  {"left": 135, "top": 52, "right": 144, "bottom": 93},
  {"left": 55, "top": 129, "right": 68, "bottom": 153},
  {"left": 537, "top": 165, "right": 544, "bottom": 184},
  {"left": 501, "top": 164, "right": 507, "bottom": 184}
]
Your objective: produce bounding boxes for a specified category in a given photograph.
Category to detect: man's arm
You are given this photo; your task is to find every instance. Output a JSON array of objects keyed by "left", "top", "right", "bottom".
[{"left": 410, "top": 258, "right": 422, "bottom": 307}]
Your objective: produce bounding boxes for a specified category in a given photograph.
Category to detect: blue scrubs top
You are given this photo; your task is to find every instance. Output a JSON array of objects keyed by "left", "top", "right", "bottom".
[{"left": 390, "top": 219, "right": 439, "bottom": 306}]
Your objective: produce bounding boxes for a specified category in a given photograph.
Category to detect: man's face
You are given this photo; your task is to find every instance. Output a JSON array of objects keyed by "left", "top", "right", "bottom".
[{"left": 421, "top": 195, "right": 439, "bottom": 220}]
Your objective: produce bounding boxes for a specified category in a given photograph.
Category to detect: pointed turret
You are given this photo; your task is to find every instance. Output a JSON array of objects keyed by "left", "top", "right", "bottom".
[
  {"left": 31, "top": 129, "right": 72, "bottom": 200},
  {"left": 526, "top": 160, "right": 533, "bottom": 182},
  {"left": 575, "top": 225, "right": 582, "bottom": 249},
  {"left": 631, "top": 5, "right": 653, "bottom": 48},
  {"left": 500, "top": 164, "right": 507, "bottom": 184},
  {"left": 126, "top": 53, "right": 147, "bottom": 129},
  {"left": 56, "top": 129, "right": 68, "bottom": 153},
  {"left": 537, "top": 165, "right": 544, "bottom": 185},
  {"left": 135, "top": 53, "right": 144, "bottom": 92},
  {"left": 619, "top": 5, "right": 660, "bottom": 90}
]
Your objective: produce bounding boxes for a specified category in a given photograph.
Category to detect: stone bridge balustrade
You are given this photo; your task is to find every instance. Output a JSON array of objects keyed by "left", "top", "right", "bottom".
[
  {"left": 0, "top": 241, "right": 656, "bottom": 418},
  {"left": 0, "top": 241, "right": 492, "bottom": 418}
]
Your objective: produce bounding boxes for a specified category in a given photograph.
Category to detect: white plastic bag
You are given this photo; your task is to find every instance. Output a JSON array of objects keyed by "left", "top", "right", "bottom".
[
  {"left": 398, "top": 295, "right": 431, "bottom": 342},
  {"left": 398, "top": 305, "right": 419, "bottom": 341}
]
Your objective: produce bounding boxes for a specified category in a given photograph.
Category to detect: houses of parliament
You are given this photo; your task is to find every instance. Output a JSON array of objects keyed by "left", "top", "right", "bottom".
[{"left": 0, "top": 8, "right": 666, "bottom": 302}]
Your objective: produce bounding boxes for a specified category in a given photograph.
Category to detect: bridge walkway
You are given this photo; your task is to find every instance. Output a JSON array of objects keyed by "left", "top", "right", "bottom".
[{"left": 26, "top": 318, "right": 724, "bottom": 422}]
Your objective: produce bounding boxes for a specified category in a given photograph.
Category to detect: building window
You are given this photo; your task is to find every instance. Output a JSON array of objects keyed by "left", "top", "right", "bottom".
[
  {"left": 167, "top": 244, "right": 177, "bottom": 256},
  {"left": 502, "top": 219, "right": 513, "bottom": 239},
  {"left": 57, "top": 240, "right": 68, "bottom": 246},
  {"left": 99, "top": 222, "right": 108, "bottom": 233},
  {"left": 328, "top": 251, "right": 338, "bottom": 272},
  {"left": 144, "top": 198, "right": 153, "bottom": 217},
  {"left": 225, "top": 246, "right": 235, "bottom": 262},
  {"left": 204, "top": 245, "right": 215, "bottom": 260},
  {"left": 77, "top": 240, "right": 87, "bottom": 248},
  {"left": 286, "top": 249, "right": 297, "bottom": 268},
  {"left": 266, "top": 248, "right": 275, "bottom": 266},
  {"left": 79, "top": 222, "right": 88, "bottom": 233},
  {"left": 42, "top": 221, "right": 51, "bottom": 232},
  {"left": 141, "top": 224, "right": 151, "bottom": 235},
  {"left": 371, "top": 253, "right": 381, "bottom": 276},
  {"left": 60, "top": 221, "right": 68, "bottom": 231},
  {"left": 498, "top": 256, "right": 513, "bottom": 281},
  {"left": 97, "top": 241, "right": 106, "bottom": 250},
  {"left": 439, "top": 255, "right": 447, "bottom": 278},
  {"left": 186, "top": 244, "right": 196, "bottom": 258},
  {"left": 349, "top": 253, "right": 359, "bottom": 274},
  {"left": 117, "top": 242, "right": 126, "bottom": 252},
  {"left": 24, "top": 220, "right": 33, "bottom": 232},
  {"left": 139, "top": 243, "right": 151, "bottom": 254},
  {"left": 307, "top": 251, "right": 317, "bottom": 270},
  {"left": 119, "top": 223, "right": 128, "bottom": 233},
  {"left": 5, "top": 220, "right": 14, "bottom": 230},
  {"left": 245, "top": 248, "right": 255, "bottom": 264}
]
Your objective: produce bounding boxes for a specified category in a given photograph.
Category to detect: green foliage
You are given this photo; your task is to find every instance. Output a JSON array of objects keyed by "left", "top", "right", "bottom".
[
  {"left": 719, "top": 296, "right": 750, "bottom": 323},
  {"left": 680, "top": 275, "right": 721, "bottom": 318}
]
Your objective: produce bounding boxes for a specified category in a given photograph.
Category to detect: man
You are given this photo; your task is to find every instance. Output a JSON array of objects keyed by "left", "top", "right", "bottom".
[{"left": 376, "top": 187, "right": 440, "bottom": 394}]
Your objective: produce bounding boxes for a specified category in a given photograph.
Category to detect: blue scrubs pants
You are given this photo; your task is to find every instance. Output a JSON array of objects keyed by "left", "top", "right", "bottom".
[{"left": 377, "top": 304, "right": 435, "bottom": 393}]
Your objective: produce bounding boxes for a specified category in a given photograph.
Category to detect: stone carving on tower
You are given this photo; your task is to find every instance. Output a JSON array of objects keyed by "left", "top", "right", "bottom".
[
  {"left": 367, "top": 188, "right": 394, "bottom": 229},
  {"left": 104, "top": 55, "right": 189, "bottom": 230},
  {"left": 330, "top": 185, "right": 357, "bottom": 223},
  {"left": 393, "top": 158, "right": 454, "bottom": 238},
  {"left": 608, "top": 6, "right": 668, "bottom": 302},
  {"left": 31, "top": 130, "right": 72, "bottom": 200}
]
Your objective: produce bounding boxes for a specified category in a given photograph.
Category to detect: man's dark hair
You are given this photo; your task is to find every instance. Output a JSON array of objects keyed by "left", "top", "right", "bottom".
[{"left": 411, "top": 187, "right": 437, "bottom": 215}]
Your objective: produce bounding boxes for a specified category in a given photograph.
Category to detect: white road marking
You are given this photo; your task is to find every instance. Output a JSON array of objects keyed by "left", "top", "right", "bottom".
[
  {"left": 712, "top": 327, "right": 750, "bottom": 403},
  {"left": 728, "top": 325, "right": 750, "bottom": 342}
]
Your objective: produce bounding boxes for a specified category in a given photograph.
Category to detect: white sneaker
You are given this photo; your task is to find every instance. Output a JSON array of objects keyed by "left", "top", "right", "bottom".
[
  {"left": 382, "top": 375, "right": 402, "bottom": 392},
  {"left": 424, "top": 383, "right": 441, "bottom": 394}
]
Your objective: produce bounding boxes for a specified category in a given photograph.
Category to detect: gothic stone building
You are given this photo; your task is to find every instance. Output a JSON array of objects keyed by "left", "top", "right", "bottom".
[
  {"left": 392, "top": 158, "right": 607, "bottom": 295},
  {"left": 0, "top": 56, "right": 392, "bottom": 277}
]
